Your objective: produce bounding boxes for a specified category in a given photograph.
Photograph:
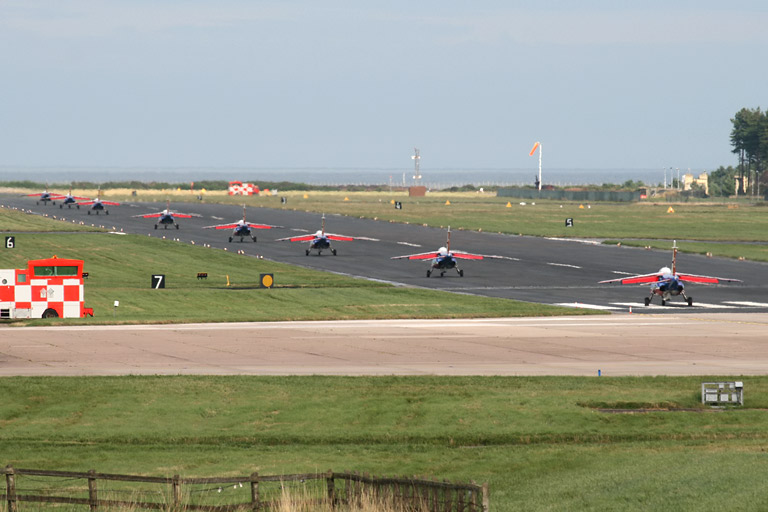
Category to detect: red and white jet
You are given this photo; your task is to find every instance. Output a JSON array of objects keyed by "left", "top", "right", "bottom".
[
  {"left": 391, "top": 226, "right": 507, "bottom": 277},
  {"left": 202, "top": 205, "right": 282, "bottom": 242},
  {"left": 599, "top": 241, "right": 742, "bottom": 306},
  {"left": 276, "top": 214, "right": 377, "bottom": 256},
  {"left": 77, "top": 189, "right": 121, "bottom": 215},
  {"left": 132, "top": 200, "right": 201, "bottom": 229}
]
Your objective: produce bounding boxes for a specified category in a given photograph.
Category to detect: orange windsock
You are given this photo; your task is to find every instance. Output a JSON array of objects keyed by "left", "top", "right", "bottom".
[{"left": 529, "top": 142, "right": 540, "bottom": 156}]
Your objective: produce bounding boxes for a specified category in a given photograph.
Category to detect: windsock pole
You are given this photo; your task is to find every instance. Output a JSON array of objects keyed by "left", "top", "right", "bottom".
[{"left": 529, "top": 141, "right": 542, "bottom": 191}]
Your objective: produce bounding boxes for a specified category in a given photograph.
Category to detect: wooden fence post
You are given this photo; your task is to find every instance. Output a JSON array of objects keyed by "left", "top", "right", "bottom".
[
  {"left": 5, "top": 465, "right": 17, "bottom": 512},
  {"left": 172, "top": 474, "right": 181, "bottom": 507},
  {"left": 250, "top": 472, "right": 259, "bottom": 511},
  {"left": 325, "top": 470, "right": 335, "bottom": 510},
  {"left": 481, "top": 482, "right": 489, "bottom": 512},
  {"left": 88, "top": 469, "right": 98, "bottom": 511}
]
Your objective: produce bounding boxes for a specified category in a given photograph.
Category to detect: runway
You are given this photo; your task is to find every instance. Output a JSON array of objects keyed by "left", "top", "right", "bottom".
[
  {"left": 1, "top": 314, "right": 767, "bottom": 376},
  {"left": 3, "top": 194, "right": 768, "bottom": 314}
]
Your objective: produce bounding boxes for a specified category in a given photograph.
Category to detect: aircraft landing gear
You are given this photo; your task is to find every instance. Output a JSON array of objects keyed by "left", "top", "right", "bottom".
[
  {"left": 154, "top": 224, "right": 158, "bottom": 230},
  {"left": 644, "top": 297, "right": 651, "bottom": 306},
  {"left": 87, "top": 211, "right": 90, "bottom": 215},
  {"left": 251, "top": 236, "right": 257, "bottom": 242},
  {"left": 426, "top": 270, "right": 431, "bottom": 277},
  {"left": 332, "top": 249, "right": 337, "bottom": 256},
  {"left": 661, "top": 299, "right": 666, "bottom": 306},
  {"left": 105, "top": 210, "right": 109, "bottom": 215},
  {"left": 687, "top": 297, "right": 693, "bottom": 306},
  {"left": 458, "top": 269, "right": 464, "bottom": 277},
  {"left": 440, "top": 271, "right": 445, "bottom": 277},
  {"left": 175, "top": 224, "right": 179, "bottom": 229},
  {"left": 306, "top": 249, "right": 310, "bottom": 256}
]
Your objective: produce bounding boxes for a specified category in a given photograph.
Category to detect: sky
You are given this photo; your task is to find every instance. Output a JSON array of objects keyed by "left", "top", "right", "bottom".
[{"left": 1, "top": 1, "right": 767, "bottom": 172}]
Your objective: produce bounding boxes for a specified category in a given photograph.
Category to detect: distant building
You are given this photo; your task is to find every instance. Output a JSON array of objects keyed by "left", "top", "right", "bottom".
[{"left": 682, "top": 172, "right": 709, "bottom": 195}]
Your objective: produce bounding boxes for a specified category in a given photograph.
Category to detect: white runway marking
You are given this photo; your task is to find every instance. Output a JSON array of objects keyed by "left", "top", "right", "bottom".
[
  {"left": 612, "top": 302, "right": 738, "bottom": 310},
  {"left": 547, "top": 263, "right": 582, "bottom": 269},
  {"left": 211, "top": 216, "right": 224, "bottom": 220},
  {"left": 554, "top": 302, "right": 622, "bottom": 310},
  {"left": 724, "top": 301, "right": 768, "bottom": 308},
  {"left": 611, "top": 270, "right": 634, "bottom": 275},
  {"left": 397, "top": 242, "right": 421, "bottom": 247}
]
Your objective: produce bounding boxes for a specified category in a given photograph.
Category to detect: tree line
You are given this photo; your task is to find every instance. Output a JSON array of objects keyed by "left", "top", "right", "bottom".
[{"left": 731, "top": 107, "right": 767, "bottom": 196}]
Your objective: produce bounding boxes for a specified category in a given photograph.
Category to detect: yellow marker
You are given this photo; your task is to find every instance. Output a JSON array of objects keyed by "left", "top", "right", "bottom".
[
  {"left": 344, "top": 197, "right": 349, "bottom": 201},
  {"left": 445, "top": 200, "right": 451, "bottom": 205},
  {"left": 226, "top": 275, "right": 230, "bottom": 287},
  {"left": 390, "top": 199, "right": 395, "bottom": 204},
  {"left": 303, "top": 193, "right": 309, "bottom": 199},
  {"left": 667, "top": 206, "right": 675, "bottom": 213},
  {"left": 579, "top": 204, "right": 585, "bottom": 209},
  {"left": 506, "top": 202, "right": 512, "bottom": 208}
]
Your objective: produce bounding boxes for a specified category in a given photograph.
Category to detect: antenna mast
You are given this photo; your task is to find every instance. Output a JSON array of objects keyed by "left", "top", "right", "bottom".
[
  {"left": 529, "top": 142, "right": 542, "bottom": 191},
  {"left": 412, "top": 147, "right": 422, "bottom": 184}
]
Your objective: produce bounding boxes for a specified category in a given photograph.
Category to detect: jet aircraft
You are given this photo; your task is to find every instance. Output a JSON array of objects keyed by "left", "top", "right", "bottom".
[
  {"left": 276, "top": 214, "right": 377, "bottom": 255},
  {"left": 77, "top": 190, "right": 120, "bottom": 215},
  {"left": 132, "top": 200, "right": 201, "bottom": 229},
  {"left": 391, "top": 226, "right": 507, "bottom": 277},
  {"left": 24, "top": 186, "right": 62, "bottom": 205},
  {"left": 599, "top": 241, "right": 742, "bottom": 306},
  {"left": 59, "top": 189, "right": 90, "bottom": 209},
  {"left": 202, "top": 205, "right": 282, "bottom": 242}
]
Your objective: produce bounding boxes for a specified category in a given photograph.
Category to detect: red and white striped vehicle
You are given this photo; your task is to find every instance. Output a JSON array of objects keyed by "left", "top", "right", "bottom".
[{"left": 0, "top": 256, "right": 94, "bottom": 319}]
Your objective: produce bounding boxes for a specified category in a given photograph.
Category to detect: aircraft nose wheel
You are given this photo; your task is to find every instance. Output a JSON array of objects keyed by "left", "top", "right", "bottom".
[
  {"left": 251, "top": 236, "right": 257, "bottom": 242},
  {"left": 305, "top": 249, "right": 310, "bottom": 256},
  {"left": 687, "top": 297, "right": 693, "bottom": 307},
  {"left": 426, "top": 270, "right": 431, "bottom": 277},
  {"left": 228, "top": 237, "right": 233, "bottom": 243},
  {"left": 458, "top": 269, "right": 464, "bottom": 277},
  {"left": 644, "top": 297, "right": 650, "bottom": 306},
  {"left": 332, "top": 249, "right": 337, "bottom": 256},
  {"left": 661, "top": 299, "right": 666, "bottom": 306}
]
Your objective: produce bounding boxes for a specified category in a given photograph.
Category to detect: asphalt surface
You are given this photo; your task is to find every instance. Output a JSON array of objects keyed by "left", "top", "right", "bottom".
[
  {"left": 3, "top": 193, "right": 768, "bottom": 314},
  {"left": 2, "top": 314, "right": 767, "bottom": 376}
]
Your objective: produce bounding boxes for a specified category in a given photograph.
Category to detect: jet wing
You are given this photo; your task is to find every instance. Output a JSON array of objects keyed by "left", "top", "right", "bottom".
[
  {"left": 676, "top": 273, "right": 742, "bottom": 284},
  {"left": 391, "top": 251, "right": 440, "bottom": 260},
  {"left": 132, "top": 213, "right": 164, "bottom": 218},
  {"left": 599, "top": 272, "right": 663, "bottom": 285},
  {"left": 78, "top": 200, "right": 121, "bottom": 206},
  {"left": 276, "top": 234, "right": 317, "bottom": 242},
  {"left": 452, "top": 251, "right": 506, "bottom": 260},
  {"left": 324, "top": 233, "right": 378, "bottom": 241},
  {"left": 171, "top": 213, "right": 200, "bottom": 219}
]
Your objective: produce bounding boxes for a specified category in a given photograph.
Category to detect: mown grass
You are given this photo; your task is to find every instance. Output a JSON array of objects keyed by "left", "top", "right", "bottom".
[
  {"left": 603, "top": 239, "right": 768, "bottom": 262},
  {"left": 2, "top": 376, "right": 768, "bottom": 511},
  {"left": 0, "top": 231, "right": 593, "bottom": 325}
]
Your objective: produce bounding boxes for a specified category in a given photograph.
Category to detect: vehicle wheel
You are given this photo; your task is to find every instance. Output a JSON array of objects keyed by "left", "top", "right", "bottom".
[
  {"left": 644, "top": 297, "right": 650, "bottom": 306},
  {"left": 426, "top": 270, "right": 431, "bottom": 277},
  {"left": 154, "top": 224, "right": 158, "bottom": 230},
  {"left": 661, "top": 299, "right": 666, "bottom": 306},
  {"left": 228, "top": 237, "right": 233, "bottom": 243},
  {"left": 440, "top": 271, "right": 445, "bottom": 277},
  {"left": 42, "top": 308, "right": 59, "bottom": 319},
  {"left": 252, "top": 236, "right": 257, "bottom": 242},
  {"left": 459, "top": 269, "right": 464, "bottom": 277},
  {"left": 687, "top": 297, "right": 693, "bottom": 307},
  {"left": 175, "top": 224, "right": 179, "bottom": 229},
  {"left": 332, "top": 249, "right": 337, "bottom": 256},
  {"left": 306, "top": 249, "right": 310, "bottom": 256},
  {"left": 106, "top": 210, "right": 109, "bottom": 215},
  {"left": 59, "top": 205, "right": 63, "bottom": 209}
]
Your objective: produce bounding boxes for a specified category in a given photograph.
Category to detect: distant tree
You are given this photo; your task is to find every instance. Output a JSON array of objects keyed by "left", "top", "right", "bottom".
[
  {"left": 730, "top": 107, "right": 768, "bottom": 196},
  {"left": 707, "top": 166, "right": 737, "bottom": 197}
]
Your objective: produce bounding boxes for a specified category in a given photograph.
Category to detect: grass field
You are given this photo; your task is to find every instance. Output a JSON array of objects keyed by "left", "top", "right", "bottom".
[
  {"left": 2, "top": 375, "right": 768, "bottom": 511},
  {"left": 0, "top": 218, "right": 593, "bottom": 325}
]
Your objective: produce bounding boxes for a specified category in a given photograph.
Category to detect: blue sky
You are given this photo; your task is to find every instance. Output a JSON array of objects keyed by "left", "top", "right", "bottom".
[{"left": 1, "top": 1, "right": 766, "bottom": 171}]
